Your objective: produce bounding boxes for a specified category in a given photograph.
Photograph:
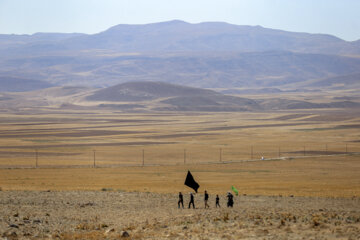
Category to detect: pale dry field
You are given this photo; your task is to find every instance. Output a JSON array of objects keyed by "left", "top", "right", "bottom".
[
  {"left": 0, "top": 108, "right": 359, "bottom": 168},
  {"left": 0, "top": 155, "right": 360, "bottom": 197}
]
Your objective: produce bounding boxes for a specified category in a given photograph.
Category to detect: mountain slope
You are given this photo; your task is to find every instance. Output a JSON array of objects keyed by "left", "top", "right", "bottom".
[
  {"left": 0, "top": 76, "right": 54, "bottom": 92},
  {"left": 299, "top": 72, "right": 360, "bottom": 90},
  {"left": 2, "top": 51, "right": 360, "bottom": 88}
]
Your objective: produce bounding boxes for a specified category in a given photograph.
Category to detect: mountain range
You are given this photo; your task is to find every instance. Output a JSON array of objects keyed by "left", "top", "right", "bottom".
[
  {"left": 0, "top": 20, "right": 359, "bottom": 92},
  {"left": 2, "top": 20, "right": 359, "bottom": 55}
]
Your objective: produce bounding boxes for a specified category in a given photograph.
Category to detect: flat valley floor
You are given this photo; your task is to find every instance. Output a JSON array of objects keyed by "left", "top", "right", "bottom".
[{"left": 0, "top": 106, "right": 359, "bottom": 239}]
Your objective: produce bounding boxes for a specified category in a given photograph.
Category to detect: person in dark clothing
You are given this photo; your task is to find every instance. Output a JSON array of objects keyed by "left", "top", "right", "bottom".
[
  {"left": 215, "top": 194, "right": 220, "bottom": 208},
  {"left": 178, "top": 192, "right": 184, "bottom": 208},
  {"left": 188, "top": 192, "right": 195, "bottom": 209},
  {"left": 204, "top": 190, "right": 209, "bottom": 209},
  {"left": 227, "top": 192, "right": 234, "bottom": 208}
]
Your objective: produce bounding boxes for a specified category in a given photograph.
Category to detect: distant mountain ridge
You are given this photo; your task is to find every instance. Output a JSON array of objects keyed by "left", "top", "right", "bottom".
[
  {"left": 1, "top": 20, "right": 359, "bottom": 55},
  {"left": 75, "top": 20, "right": 357, "bottom": 55},
  {"left": 0, "top": 20, "right": 359, "bottom": 91},
  {"left": 0, "top": 32, "right": 85, "bottom": 50}
]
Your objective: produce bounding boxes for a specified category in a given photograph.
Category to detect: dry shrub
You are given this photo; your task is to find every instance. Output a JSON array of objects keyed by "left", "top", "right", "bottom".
[
  {"left": 99, "top": 223, "right": 108, "bottom": 229},
  {"left": 312, "top": 216, "right": 321, "bottom": 227},
  {"left": 280, "top": 218, "right": 286, "bottom": 227},
  {"left": 124, "top": 224, "right": 136, "bottom": 231},
  {"left": 75, "top": 223, "right": 97, "bottom": 231},
  {"left": 213, "top": 212, "right": 230, "bottom": 222},
  {"left": 222, "top": 212, "right": 229, "bottom": 222}
]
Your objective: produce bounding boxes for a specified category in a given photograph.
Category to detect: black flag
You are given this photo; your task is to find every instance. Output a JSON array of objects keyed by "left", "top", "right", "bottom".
[{"left": 184, "top": 170, "right": 199, "bottom": 193}]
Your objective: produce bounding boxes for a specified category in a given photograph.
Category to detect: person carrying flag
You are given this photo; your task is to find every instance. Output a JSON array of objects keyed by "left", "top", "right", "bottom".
[
  {"left": 227, "top": 192, "right": 234, "bottom": 208},
  {"left": 184, "top": 171, "right": 199, "bottom": 209}
]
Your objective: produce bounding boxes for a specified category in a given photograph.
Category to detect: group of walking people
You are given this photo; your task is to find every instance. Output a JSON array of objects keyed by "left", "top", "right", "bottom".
[{"left": 178, "top": 190, "right": 234, "bottom": 209}]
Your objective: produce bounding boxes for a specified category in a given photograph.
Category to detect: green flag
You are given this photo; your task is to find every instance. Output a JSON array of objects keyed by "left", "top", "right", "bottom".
[{"left": 231, "top": 186, "right": 239, "bottom": 196}]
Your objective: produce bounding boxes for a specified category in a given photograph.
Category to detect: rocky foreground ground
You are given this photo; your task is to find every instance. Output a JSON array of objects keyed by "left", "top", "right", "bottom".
[{"left": 0, "top": 191, "right": 359, "bottom": 239}]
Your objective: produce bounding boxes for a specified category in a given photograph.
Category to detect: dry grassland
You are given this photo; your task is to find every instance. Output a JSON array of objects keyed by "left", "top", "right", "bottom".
[
  {"left": 0, "top": 108, "right": 359, "bottom": 197},
  {"left": 0, "top": 155, "right": 359, "bottom": 198},
  {"left": 0, "top": 110, "right": 359, "bottom": 167}
]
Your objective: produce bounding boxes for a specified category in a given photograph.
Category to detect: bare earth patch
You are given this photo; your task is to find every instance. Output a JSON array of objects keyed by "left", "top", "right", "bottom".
[{"left": 0, "top": 191, "right": 359, "bottom": 239}]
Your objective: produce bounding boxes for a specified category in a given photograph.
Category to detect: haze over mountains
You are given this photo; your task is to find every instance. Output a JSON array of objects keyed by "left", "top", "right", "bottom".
[{"left": 0, "top": 20, "right": 360, "bottom": 93}]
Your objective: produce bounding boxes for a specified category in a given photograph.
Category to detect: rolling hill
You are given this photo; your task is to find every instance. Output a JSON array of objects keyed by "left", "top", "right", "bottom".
[
  {"left": 1, "top": 81, "right": 359, "bottom": 112},
  {"left": 87, "top": 81, "right": 262, "bottom": 112},
  {"left": 87, "top": 81, "right": 217, "bottom": 101},
  {"left": 86, "top": 81, "right": 360, "bottom": 112}
]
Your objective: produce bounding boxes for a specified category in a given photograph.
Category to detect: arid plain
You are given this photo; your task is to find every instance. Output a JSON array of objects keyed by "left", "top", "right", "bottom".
[{"left": 0, "top": 91, "right": 360, "bottom": 239}]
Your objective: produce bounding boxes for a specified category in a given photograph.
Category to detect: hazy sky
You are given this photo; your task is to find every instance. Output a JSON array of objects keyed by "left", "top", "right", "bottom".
[{"left": 1, "top": 0, "right": 359, "bottom": 41}]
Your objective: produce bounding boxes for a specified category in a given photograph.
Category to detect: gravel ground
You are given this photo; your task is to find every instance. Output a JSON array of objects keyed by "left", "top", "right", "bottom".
[{"left": 0, "top": 191, "right": 359, "bottom": 239}]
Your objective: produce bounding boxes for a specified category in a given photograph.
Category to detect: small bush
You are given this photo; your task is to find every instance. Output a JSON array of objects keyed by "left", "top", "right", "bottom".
[{"left": 222, "top": 213, "right": 229, "bottom": 222}]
